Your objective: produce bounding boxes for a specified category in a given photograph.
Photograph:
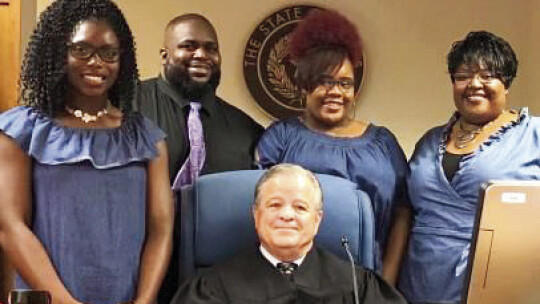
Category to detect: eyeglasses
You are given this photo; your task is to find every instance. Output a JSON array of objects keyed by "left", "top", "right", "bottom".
[
  {"left": 68, "top": 42, "right": 122, "bottom": 63},
  {"left": 452, "top": 70, "right": 499, "bottom": 84},
  {"left": 317, "top": 78, "right": 355, "bottom": 92}
]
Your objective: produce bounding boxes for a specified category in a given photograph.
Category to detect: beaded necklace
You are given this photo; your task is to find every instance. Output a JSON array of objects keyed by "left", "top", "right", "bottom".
[{"left": 65, "top": 104, "right": 109, "bottom": 124}]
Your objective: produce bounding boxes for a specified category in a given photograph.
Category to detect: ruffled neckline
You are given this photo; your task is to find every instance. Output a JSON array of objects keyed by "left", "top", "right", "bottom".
[
  {"left": 438, "top": 108, "right": 527, "bottom": 156},
  {"left": 0, "top": 106, "right": 165, "bottom": 169}
]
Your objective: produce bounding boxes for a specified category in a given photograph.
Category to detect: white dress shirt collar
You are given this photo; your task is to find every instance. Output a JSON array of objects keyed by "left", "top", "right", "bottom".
[{"left": 259, "top": 245, "right": 306, "bottom": 267}]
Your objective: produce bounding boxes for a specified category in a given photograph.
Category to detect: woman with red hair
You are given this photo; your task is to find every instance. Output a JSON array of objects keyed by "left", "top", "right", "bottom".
[{"left": 257, "top": 9, "right": 408, "bottom": 278}]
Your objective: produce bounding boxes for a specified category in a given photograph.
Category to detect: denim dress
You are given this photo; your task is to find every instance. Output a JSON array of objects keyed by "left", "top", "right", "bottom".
[
  {"left": 0, "top": 106, "right": 165, "bottom": 304},
  {"left": 398, "top": 108, "right": 540, "bottom": 304}
]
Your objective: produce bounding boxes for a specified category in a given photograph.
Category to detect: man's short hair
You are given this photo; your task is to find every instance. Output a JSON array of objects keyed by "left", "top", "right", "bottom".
[
  {"left": 164, "top": 13, "right": 217, "bottom": 38},
  {"left": 254, "top": 164, "right": 323, "bottom": 210}
]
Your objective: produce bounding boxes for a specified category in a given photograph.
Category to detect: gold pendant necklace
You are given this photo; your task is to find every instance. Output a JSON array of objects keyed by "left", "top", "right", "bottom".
[
  {"left": 454, "top": 111, "right": 505, "bottom": 149},
  {"left": 65, "top": 105, "right": 109, "bottom": 123},
  {"left": 455, "top": 121, "right": 483, "bottom": 149}
]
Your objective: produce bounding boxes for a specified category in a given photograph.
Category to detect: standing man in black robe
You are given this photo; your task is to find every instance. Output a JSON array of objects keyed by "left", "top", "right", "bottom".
[
  {"left": 172, "top": 164, "right": 407, "bottom": 303},
  {"left": 136, "top": 14, "right": 263, "bottom": 304},
  {"left": 136, "top": 14, "right": 263, "bottom": 183}
]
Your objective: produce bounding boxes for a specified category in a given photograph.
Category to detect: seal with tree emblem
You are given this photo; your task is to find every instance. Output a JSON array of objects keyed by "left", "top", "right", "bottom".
[{"left": 243, "top": 5, "right": 364, "bottom": 119}]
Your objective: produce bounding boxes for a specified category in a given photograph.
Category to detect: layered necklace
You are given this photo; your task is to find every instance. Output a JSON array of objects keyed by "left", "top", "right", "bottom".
[
  {"left": 65, "top": 103, "right": 109, "bottom": 124},
  {"left": 454, "top": 111, "right": 505, "bottom": 149}
]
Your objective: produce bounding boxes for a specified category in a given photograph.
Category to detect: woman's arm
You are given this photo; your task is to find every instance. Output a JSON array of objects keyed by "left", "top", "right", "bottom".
[
  {"left": 382, "top": 202, "right": 412, "bottom": 285},
  {"left": 0, "top": 134, "right": 81, "bottom": 304},
  {"left": 256, "top": 122, "right": 286, "bottom": 168},
  {"left": 379, "top": 129, "right": 412, "bottom": 285},
  {"left": 133, "top": 140, "right": 173, "bottom": 304}
]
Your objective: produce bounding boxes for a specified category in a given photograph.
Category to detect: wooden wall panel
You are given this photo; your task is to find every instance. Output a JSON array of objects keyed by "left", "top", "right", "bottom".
[
  {"left": 0, "top": 1, "right": 19, "bottom": 301},
  {"left": 0, "top": 0, "right": 21, "bottom": 112}
]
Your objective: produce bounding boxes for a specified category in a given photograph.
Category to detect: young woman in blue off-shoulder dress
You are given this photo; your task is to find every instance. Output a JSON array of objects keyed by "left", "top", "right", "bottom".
[{"left": 0, "top": 1, "right": 173, "bottom": 304}]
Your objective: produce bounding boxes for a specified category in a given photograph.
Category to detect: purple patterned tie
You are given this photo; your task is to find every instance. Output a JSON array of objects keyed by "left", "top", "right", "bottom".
[{"left": 172, "top": 102, "right": 206, "bottom": 190}]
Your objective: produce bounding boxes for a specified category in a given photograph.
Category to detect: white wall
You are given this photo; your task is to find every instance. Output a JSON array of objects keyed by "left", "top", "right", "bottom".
[
  {"left": 519, "top": 0, "right": 540, "bottom": 114},
  {"left": 34, "top": 0, "right": 540, "bottom": 156},
  {"left": 20, "top": 0, "right": 36, "bottom": 61}
]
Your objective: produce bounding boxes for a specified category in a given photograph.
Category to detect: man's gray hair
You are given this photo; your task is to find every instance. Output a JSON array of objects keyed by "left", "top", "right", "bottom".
[{"left": 253, "top": 164, "right": 323, "bottom": 210}]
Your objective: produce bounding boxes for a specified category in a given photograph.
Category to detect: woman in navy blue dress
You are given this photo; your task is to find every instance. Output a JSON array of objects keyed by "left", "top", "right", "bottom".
[
  {"left": 0, "top": 1, "right": 173, "bottom": 304},
  {"left": 398, "top": 31, "right": 540, "bottom": 304},
  {"left": 257, "top": 9, "right": 408, "bottom": 276}
]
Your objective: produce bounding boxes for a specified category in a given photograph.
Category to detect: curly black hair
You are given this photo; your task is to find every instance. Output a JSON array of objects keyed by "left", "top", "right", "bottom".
[
  {"left": 447, "top": 31, "right": 518, "bottom": 88},
  {"left": 20, "top": 0, "right": 138, "bottom": 116}
]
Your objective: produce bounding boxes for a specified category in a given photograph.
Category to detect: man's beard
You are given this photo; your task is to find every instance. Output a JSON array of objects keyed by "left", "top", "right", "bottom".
[{"left": 164, "top": 63, "right": 221, "bottom": 100}]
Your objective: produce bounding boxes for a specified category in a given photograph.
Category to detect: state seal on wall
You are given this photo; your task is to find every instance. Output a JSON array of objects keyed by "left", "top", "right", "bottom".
[{"left": 243, "top": 5, "right": 364, "bottom": 120}]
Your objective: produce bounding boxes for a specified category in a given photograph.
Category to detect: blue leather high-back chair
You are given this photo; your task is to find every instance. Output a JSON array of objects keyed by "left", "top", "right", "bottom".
[{"left": 178, "top": 170, "right": 375, "bottom": 283}]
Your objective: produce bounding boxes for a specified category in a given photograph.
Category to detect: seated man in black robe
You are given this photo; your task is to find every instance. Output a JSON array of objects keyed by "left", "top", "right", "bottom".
[{"left": 171, "top": 164, "right": 407, "bottom": 304}]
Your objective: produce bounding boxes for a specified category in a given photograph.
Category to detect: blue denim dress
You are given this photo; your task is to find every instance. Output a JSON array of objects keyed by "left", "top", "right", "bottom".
[
  {"left": 257, "top": 117, "right": 408, "bottom": 272},
  {"left": 398, "top": 108, "right": 540, "bottom": 304},
  {"left": 0, "top": 106, "right": 165, "bottom": 304}
]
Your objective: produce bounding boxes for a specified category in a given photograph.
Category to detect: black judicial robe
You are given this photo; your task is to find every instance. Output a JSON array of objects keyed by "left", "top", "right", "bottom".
[
  {"left": 172, "top": 247, "right": 407, "bottom": 304},
  {"left": 136, "top": 77, "right": 263, "bottom": 182}
]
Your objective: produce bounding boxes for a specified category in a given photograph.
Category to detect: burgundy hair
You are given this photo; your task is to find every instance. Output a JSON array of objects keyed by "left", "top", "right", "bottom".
[
  {"left": 288, "top": 9, "right": 363, "bottom": 92},
  {"left": 288, "top": 9, "right": 362, "bottom": 66}
]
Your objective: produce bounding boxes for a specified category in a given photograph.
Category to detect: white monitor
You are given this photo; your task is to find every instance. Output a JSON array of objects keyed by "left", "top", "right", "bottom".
[{"left": 463, "top": 180, "right": 540, "bottom": 304}]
